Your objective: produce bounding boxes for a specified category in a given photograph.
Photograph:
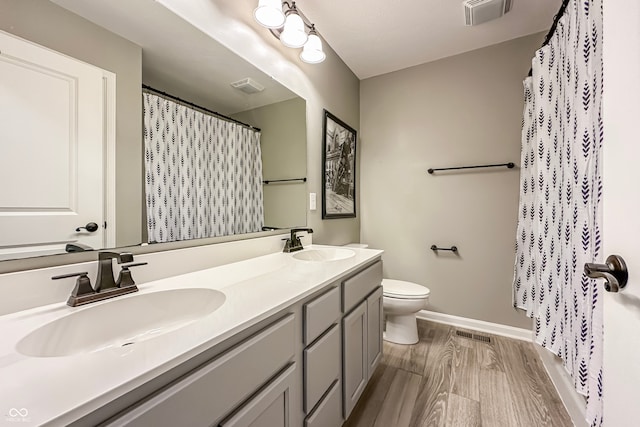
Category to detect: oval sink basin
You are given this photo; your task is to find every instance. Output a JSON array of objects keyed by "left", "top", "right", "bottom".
[
  {"left": 292, "top": 248, "right": 355, "bottom": 262},
  {"left": 17, "top": 288, "right": 225, "bottom": 357}
]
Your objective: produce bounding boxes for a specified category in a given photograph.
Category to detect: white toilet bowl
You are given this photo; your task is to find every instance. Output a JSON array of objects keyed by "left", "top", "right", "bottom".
[{"left": 382, "top": 279, "right": 430, "bottom": 345}]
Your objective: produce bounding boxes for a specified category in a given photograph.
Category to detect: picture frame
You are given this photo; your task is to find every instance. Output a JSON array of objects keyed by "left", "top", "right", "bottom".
[{"left": 322, "top": 109, "right": 357, "bottom": 219}]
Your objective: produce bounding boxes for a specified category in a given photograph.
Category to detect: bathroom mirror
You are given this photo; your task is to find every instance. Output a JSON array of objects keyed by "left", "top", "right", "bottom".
[{"left": 0, "top": 0, "right": 307, "bottom": 263}]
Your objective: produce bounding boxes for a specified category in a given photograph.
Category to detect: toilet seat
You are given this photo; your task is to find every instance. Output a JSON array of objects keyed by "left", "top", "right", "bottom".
[{"left": 382, "top": 279, "right": 430, "bottom": 299}]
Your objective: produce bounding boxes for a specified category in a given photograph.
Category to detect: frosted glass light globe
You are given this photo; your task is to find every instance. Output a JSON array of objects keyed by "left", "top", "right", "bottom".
[
  {"left": 300, "top": 33, "right": 326, "bottom": 64},
  {"left": 254, "top": 0, "right": 285, "bottom": 29},
  {"left": 280, "top": 13, "right": 308, "bottom": 48}
]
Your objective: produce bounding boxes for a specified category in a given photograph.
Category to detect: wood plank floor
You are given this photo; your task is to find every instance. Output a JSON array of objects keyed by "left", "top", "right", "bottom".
[{"left": 344, "top": 320, "right": 573, "bottom": 427}]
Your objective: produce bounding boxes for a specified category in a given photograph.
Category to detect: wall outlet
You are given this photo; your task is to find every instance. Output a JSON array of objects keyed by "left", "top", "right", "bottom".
[{"left": 309, "top": 193, "right": 317, "bottom": 211}]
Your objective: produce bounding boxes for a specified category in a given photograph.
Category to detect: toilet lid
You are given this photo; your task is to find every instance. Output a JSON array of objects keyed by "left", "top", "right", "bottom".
[{"left": 382, "top": 279, "right": 430, "bottom": 299}]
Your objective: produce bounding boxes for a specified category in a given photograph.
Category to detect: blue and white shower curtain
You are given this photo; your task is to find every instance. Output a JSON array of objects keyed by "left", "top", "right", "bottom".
[
  {"left": 143, "top": 93, "right": 264, "bottom": 243},
  {"left": 512, "top": 0, "right": 602, "bottom": 425}
]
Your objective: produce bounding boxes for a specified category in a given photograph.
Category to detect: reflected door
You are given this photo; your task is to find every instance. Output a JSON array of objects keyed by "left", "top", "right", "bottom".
[{"left": 0, "top": 31, "right": 105, "bottom": 259}]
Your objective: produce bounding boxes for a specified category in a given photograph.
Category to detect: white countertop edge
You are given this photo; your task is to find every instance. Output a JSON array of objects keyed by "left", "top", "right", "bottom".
[{"left": 0, "top": 245, "right": 383, "bottom": 426}]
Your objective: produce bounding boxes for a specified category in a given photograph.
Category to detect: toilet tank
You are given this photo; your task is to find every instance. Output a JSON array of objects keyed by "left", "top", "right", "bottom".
[{"left": 343, "top": 243, "right": 369, "bottom": 249}]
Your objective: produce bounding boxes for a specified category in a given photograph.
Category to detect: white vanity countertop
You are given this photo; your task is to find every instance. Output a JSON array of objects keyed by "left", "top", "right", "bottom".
[{"left": 0, "top": 245, "right": 382, "bottom": 426}]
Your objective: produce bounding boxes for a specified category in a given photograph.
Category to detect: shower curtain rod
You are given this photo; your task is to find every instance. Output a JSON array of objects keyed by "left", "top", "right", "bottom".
[
  {"left": 142, "top": 84, "right": 261, "bottom": 132},
  {"left": 527, "top": 0, "right": 571, "bottom": 77}
]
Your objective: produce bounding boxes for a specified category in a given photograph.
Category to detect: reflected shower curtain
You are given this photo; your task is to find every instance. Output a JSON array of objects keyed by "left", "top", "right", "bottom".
[
  {"left": 512, "top": 0, "right": 602, "bottom": 425},
  {"left": 143, "top": 93, "right": 264, "bottom": 243}
]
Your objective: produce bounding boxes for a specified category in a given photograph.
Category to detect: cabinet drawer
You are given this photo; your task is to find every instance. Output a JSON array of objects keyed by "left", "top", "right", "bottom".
[
  {"left": 304, "top": 323, "right": 340, "bottom": 413},
  {"left": 304, "top": 286, "right": 340, "bottom": 345},
  {"left": 105, "top": 314, "right": 296, "bottom": 427},
  {"left": 220, "top": 363, "right": 296, "bottom": 427},
  {"left": 304, "top": 379, "right": 342, "bottom": 427},
  {"left": 342, "top": 260, "right": 382, "bottom": 313}
]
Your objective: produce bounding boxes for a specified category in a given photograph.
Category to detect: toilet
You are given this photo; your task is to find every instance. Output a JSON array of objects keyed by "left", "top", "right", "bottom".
[
  {"left": 382, "top": 279, "right": 430, "bottom": 345},
  {"left": 343, "top": 243, "right": 430, "bottom": 345}
]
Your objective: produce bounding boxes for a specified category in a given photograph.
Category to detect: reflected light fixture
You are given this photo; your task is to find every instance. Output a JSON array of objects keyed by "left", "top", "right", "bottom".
[{"left": 253, "top": 1, "right": 326, "bottom": 64}]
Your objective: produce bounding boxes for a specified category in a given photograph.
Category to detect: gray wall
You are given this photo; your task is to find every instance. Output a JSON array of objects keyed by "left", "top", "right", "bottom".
[
  {"left": 360, "top": 33, "right": 544, "bottom": 328},
  {"left": 0, "top": 0, "right": 143, "bottom": 248},
  {"left": 233, "top": 98, "right": 307, "bottom": 229}
]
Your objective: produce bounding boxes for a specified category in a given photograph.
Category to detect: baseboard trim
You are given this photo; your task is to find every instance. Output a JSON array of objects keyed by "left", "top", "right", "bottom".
[
  {"left": 533, "top": 343, "right": 587, "bottom": 427},
  {"left": 416, "top": 310, "right": 532, "bottom": 341}
]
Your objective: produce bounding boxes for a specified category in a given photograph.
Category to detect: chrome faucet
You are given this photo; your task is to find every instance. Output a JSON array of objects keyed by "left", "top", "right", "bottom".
[
  {"left": 52, "top": 251, "right": 146, "bottom": 307},
  {"left": 283, "top": 228, "right": 313, "bottom": 253}
]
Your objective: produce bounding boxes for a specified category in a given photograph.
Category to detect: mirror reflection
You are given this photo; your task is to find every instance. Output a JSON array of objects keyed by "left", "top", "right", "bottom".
[{"left": 0, "top": 0, "right": 307, "bottom": 261}]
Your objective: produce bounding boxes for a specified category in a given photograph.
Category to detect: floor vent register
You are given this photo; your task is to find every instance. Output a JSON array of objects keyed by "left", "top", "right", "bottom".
[{"left": 455, "top": 329, "right": 492, "bottom": 343}]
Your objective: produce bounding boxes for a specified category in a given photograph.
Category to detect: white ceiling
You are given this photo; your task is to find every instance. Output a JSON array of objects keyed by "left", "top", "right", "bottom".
[
  {"left": 50, "top": 0, "right": 561, "bottom": 97},
  {"left": 300, "top": 0, "right": 560, "bottom": 79}
]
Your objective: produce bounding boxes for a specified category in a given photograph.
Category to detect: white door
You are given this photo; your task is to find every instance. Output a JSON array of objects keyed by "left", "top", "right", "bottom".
[
  {"left": 602, "top": 1, "right": 640, "bottom": 425},
  {"left": 0, "top": 30, "right": 105, "bottom": 259}
]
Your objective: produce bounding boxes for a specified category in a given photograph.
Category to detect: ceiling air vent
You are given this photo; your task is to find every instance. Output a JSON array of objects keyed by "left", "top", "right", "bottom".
[
  {"left": 463, "top": 0, "right": 512, "bottom": 26},
  {"left": 230, "top": 78, "right": 265, "bottom": 94}
]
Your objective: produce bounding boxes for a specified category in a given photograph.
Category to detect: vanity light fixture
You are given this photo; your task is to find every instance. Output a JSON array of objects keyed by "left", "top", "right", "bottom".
[{"left": 253, "top": 1, "right": 326, "bottom": 64}]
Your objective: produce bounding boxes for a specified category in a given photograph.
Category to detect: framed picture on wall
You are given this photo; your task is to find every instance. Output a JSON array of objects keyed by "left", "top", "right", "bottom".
[{"left": 322, "top": 109, "right": 357, "bottom": 219}]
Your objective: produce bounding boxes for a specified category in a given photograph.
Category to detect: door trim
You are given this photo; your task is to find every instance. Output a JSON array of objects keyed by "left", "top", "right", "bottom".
[{"left": 103, "top": 71, "right": 116, "bottom": 248}]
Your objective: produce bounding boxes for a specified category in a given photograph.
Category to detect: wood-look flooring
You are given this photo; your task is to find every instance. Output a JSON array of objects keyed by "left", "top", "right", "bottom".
[{"left": 344, "top": 320, "right": 573, "bottom": 427}]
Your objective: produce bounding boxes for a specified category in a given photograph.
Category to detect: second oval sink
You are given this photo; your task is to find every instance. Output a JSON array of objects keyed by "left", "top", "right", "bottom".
[
  {"left": 17, "top": 288, "right": 226, "bottom": 357},
  {"left": 292, "top": 248, "right": 355, "bottom": 262}
]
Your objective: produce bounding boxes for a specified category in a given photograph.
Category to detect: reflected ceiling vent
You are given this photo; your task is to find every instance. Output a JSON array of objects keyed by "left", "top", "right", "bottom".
[
  {"left": 230, "top": 78, "right": 265, "bottom": 94},
  {"left": 463, "top": 0, "right": 512, "bottom": 26}
]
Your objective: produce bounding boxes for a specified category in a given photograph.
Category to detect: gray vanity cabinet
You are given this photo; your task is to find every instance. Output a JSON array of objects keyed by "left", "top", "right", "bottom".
[
  {"left": 82, "top": 257, "right": 384, "bottom": 427},
  {"left": 341, "top": 260, "right": 383, "bottom": 419},
  {"left": 102, "top": 314, "right": 296, "bottom": 427}
]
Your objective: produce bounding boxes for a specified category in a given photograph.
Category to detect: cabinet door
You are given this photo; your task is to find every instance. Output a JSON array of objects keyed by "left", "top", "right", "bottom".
[
  {"left": 342, "top": 301, "right": 367, "bottom": 419},
  {"left": 366, "top": 286, "right": 383, "bottom": 377},
  {"left": 219, "top": 363, "right": 296, "bottom": 427}
]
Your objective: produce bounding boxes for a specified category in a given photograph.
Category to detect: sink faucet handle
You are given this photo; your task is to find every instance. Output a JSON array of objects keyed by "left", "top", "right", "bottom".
[
  {"left": 117, "top": 252, "right": 134, "bottom": 263},
  {"left": 116, "top": 262, "right": 148, "bottom": 288},
  {"left": 52, "top": 271, "right": 95, "bottom": 299}
]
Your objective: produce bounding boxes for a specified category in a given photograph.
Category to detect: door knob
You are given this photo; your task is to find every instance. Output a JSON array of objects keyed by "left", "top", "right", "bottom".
[
  {"left": 584, "top": 255, "right": 628, "bottom": 293},
  {"left": 75, "top": 222, "right": 99, "bottom": 233}
]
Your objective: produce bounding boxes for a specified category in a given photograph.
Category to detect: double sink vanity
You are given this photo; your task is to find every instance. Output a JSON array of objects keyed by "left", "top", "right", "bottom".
[{"left": 0, "top": 243, "right": 383, "bottom": 426}]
